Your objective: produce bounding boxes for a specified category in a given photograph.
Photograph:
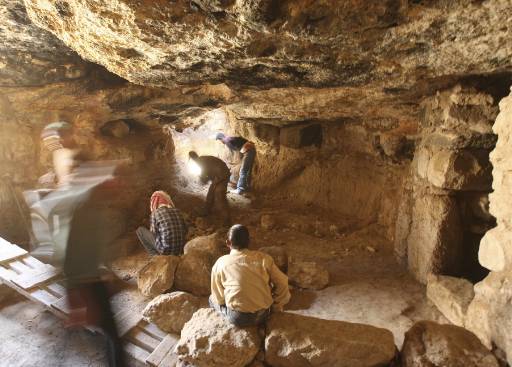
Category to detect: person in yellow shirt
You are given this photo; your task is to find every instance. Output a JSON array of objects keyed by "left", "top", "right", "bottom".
[{"left": 210, "top": 224, "right": 291, "bottom": 326}]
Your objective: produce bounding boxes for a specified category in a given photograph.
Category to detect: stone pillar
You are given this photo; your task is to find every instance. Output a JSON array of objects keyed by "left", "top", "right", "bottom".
[
  {"left": 397, "top": 85, "right": 497, "bottom": 283},
  {"left": 466, "top": 90, "right": 512, "bottom": 364}
]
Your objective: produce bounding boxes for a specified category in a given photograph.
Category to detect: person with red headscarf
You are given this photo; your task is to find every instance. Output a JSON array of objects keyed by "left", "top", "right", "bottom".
[{"left": 136, "top": 191, "right": 187, "bottom": 255}]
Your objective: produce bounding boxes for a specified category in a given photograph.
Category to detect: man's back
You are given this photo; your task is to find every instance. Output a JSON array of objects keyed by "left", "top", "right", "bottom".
[
  {"left": 211, "top": 249, "right": 290, "bottom": 313},
  {"left": 150, "top": 206, "right": 187, "bottom": 255},
  {"left": 196, "top": 155, "right": 230, "bottom": 181}
]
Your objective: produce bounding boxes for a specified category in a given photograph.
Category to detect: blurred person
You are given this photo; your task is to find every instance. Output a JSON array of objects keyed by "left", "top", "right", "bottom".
[
  {"left": 136, "top": 190, "right": 187, "bottom": 256},
  {"left": 210, "top": 224, "right": 290, "bottom": 327},
  {"left": 215, "top": 132, "right": 255, "bottom": 195},
  {"left": 188, "top": 151, "right": 231, "bottom": 225},
  {"left": 39, "top": 121, "right": 81, "bottom": 188},
  {"left": 31, "top": 123, "right": 126, "bottom": 366}
]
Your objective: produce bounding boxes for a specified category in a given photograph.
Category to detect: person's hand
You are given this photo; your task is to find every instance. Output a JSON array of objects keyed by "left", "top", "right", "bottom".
[{"left": 272, "top": 304, "right": 284, "bottom": 312}]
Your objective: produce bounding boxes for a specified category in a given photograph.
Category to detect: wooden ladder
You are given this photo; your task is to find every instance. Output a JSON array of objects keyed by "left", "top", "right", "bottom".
[{"left": 0, "top": 237, "right": 179, "bottom": 366}]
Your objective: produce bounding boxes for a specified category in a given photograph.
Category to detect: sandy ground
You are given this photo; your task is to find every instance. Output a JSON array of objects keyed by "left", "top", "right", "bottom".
[{"left": 0, "top": 190, "right": 446, "bottom": 365}]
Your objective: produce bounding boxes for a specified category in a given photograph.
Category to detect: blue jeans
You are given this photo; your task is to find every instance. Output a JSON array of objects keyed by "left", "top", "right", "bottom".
[
  {"left": 136, "top": 226, "right": 157, "bottom": 255},
  {"left": 237, "top": 148, "right": 255, "bottom": 192},
  {"left": 209, "top": 296, "right": 270, "bottom": 327}
]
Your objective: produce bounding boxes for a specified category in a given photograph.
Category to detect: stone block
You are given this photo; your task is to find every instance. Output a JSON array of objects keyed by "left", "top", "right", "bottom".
[
  {"left": 265, "top": 312, "right": 396, "bottom": 367},
  {"left": 479, "top": 227, "right": 512, "bottom": 272},
  {"left": 184, "top": 231, "right": 227, "bottom": 261},
  {"left": 427, "top": 149, "right": 492, "bottom": 191},
  {"left": 137, "top": 255, "right": 180, "bottom": 297},
  {"left": 426, "top": 275, "right": 474, "bottom": 326},
  {"left": 174, "top": 251, "right": 214, "bottom": 296},
  {"left": 142, "top": 291, "right": 208, "bottom": 333},
  {"left": 401, "top": 321, "right": 498, "bottom": 367},
  {"left": 288, "top": 257, "right": 329, "bottom": 290},
  {"left": 407, "top": 193, "right": 463, "bottom": 284},
  {"left": 176, "top": 308, "right": 260, "bottom": 367}
]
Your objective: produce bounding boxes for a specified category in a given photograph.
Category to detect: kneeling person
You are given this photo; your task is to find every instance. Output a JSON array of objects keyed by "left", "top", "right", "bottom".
[
  {"left": 136, "top": 191, "right": 187, "bottom": 256},
  {"left": 210, "top": 224, "right": 290, "bottom": 326}
]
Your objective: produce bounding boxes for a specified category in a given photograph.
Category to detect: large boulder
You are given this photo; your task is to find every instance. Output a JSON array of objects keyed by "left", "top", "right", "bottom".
[
  {"left": 426, "top": 275, "right": 474, "bottom": 327},
  {"left": 184, "top": 232, "right": 227, "bottom": 261},
  {"left": 265, "top": 312, "right": 396, "bottom": 367},
  {"left": 137, "top": 256, "right": 180, "bottom": 297},
  {"left": 401, "top": 321, "right": 499, "bottom": 367},
  {"left": 142, "top": 291, "right": 208, "bottom": 334},
  {"left": 174, "top": 251, "right": 214, "bottom": 296},
  {"left": 259, "top": 246, "right": 288, "bottom": 272},
  {"left": 287, "top": 257, "right": 329, "bottom": 290},
  {"left": 176, "top": 308, "right": 261, "bottom": 367}
]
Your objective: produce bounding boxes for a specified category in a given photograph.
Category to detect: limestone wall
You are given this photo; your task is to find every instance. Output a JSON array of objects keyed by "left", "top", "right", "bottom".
[
  {"left": 466, "top": 89, "right": 512, "bottom": 364},
  {"left": 396, "top": 85, "right": 498, "bottom": 283}
]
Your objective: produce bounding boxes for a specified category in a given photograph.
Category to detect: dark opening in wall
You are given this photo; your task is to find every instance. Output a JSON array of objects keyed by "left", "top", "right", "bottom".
[{"left": 280, "top": 123, "right": 323, "bottom": 148}]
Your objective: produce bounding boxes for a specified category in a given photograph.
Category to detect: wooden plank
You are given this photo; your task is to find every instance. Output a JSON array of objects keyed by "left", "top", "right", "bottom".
[
  {"left": 158, "top": 350, "right": 178, "bottom": 367},
  {"left": 46, "top": 282, "right": 66, "bottom": 297},
  {"left": 0, "top": 242, "right": 27, "bottom": 263},
  {"left": 9, "top": 260, "right": 32, "bottom": 274},
  {"left": 11, "top": 265, "right": 61, "bottom": 289},
  {"left": 124, "top": 341, "right": 150, "bottom": 363},
  {"left": 0, "top": 265, "right": 17, "bottom": 282},
  {"left": 115, "top": 309, "right": 143, "bottom": 337},
  {"left": 50, "top": 295, "right": 82, "bottom": 316},
  {"left": 146, "top": 334, "right": 179, "bottom": 367},
  {"left": 128, "top": 327, "right": 160, "bottom": 351},
  {"left": 142, "top": 321, "right": 168, "bottom": 340},
  {"left": 30, "top": 288, "right": 60, "bottom": 307},
  {"left": 22, "top": 256, "right": 46, "bottom": 269}
]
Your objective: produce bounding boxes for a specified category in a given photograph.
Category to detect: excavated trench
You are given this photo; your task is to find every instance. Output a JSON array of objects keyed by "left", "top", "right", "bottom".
[{"left": 1, "top": 0, "right": 512, "bottom": 366}]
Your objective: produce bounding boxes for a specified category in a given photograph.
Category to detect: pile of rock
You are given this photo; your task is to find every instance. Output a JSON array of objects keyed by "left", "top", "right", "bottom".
[
  {"left": 173, "top": 310, "right": 499, "bottom": 367},
  {"left": 136, "top": 232, "right": 227, "bottom": 298}
]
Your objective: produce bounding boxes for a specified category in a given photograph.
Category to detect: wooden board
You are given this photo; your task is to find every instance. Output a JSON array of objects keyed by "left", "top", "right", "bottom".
[
  {"left": 146, "top": 334, "right": 179, "bottom": 367},
  {"left": 30, "top": 288, "right": 60, "bottom": 307},
  {"left": 22, "top": 256, "right": 46, "bottom": 269},
  {"left": 46, "top": 282, "right": 66, "bottom": 297},
  {"left": 0, "top": 245, "right": 27, "bottom": 264},
  {"left": 115, "top": 309, "right": 143, "bottom": 337},
  {"left": 142, "top": 321, "right": 168, "bottom": 340},
  {"left": 129, "top": 327, "right": 160, "bottom": 351},
  {"left": 124, "top": 342, "right": 150, "bottom": 362},
  {"left": 9, "top": 260, "right": 33, "bottom": 274},
  {"left": 158, "top": 350, "right": 178, "bottom": 367},
  {"left": 11, "top": 265, "right": 61, "bottom": 289}
]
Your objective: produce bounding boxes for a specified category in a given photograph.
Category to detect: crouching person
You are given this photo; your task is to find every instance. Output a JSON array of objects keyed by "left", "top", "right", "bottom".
[
  {"left": 209, "top": 224, "right": 290, "bottom": 327},
  {"left": 136, "top": 191, "right": 187, "bottom": 256}
]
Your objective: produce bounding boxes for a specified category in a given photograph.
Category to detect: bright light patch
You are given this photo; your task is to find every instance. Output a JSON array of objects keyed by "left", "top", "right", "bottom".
[{"left": 188, "top": 160, "right": 202, "bottom": 176}]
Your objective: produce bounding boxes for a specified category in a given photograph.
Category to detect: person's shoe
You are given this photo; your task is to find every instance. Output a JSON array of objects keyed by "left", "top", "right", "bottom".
[{"left": 229, "top": 188, "right": 245, "bottom": 195}]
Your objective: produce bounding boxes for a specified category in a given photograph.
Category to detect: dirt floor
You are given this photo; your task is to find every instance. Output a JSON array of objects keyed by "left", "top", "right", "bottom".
[{"left": 0, "top": 188, "right": 447, "bottom": 366}]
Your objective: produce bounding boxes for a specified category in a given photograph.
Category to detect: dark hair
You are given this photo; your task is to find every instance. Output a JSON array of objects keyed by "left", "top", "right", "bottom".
[
  {"left": 188, "top": 151, "right": 198, "bottom": 160},
  {"left": 228, "top": 224, "right": 250, "bottom": 249}
]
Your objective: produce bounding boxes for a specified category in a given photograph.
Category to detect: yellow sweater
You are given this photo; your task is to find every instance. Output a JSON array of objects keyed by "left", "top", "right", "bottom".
[{"left": 211, "top": 249, "right": 291, "bottom": 313}]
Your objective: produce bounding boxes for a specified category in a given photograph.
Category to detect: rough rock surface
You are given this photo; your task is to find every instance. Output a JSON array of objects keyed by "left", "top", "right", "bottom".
[
  {"left": 24, "top": 1, "right": 512, "bottom": 91},
  {"left": 265, "top": 312, "right": 396, "bottom": 367},
  {"left": 401, "top": 321, "right": 499, "bottom": 367},
  {"left": 258, "top": 246, "right": 287, "bottom": 272},
  {"left": 287, "top": 257, "right": 329, "bottom": 290},
  {"left": 142, "top": 291, "right": 207, "bottom": 334},
  {"left": 465, "top": 91, "right": 512, "bottom": 365},
  {"left": 184, "top": 231, "right": 227, "bottom": 261},
  {"left": 174, "top": 251, "right": 214, "bottom": 296},
  {"left": 137, "top": 256, "right": 180, "bottom": 297},
  {"left": 426, "top": 275, "right": 474, "bottom": 327},
  {"left": 176, "top": 308, "right": 260, "bottom": 367},
  {"left": 405, "top": 191, "right": 463, "bottom": 284}
]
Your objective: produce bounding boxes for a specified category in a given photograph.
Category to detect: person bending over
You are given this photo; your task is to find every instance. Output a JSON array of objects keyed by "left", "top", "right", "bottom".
[
  {"left": 188, "top": 151, "right": 231, "bottom": 225},
  {"left": 136, "top": 191, "right": 187, "bottom": 256},
  {"left": 215, "top": 132, "right": 255, "bottom": 195},
  {"left": 210, "top": 224, "right": 290, "bottom": 327}
]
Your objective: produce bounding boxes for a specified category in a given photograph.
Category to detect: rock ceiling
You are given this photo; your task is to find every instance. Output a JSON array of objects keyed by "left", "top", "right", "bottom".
[{"left": 2, "top": 0, "right": 512, "bottom": 127}]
